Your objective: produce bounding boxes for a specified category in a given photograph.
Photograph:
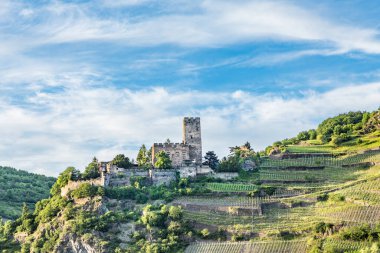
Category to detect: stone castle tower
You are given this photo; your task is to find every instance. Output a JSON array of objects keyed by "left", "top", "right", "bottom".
[
  {"left": 183, "top": 117, "right": 202, "bottom": 164},
  {"left": 152, "top": 117, "right": 202, "bottom": 167}
]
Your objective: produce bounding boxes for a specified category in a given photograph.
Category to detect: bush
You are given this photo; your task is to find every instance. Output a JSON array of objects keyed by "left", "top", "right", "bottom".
[
  {"left": 315, "top": 222, "right": 334, "bottom": 234},
  {"left": 317, "top": 193, "right": 329, "bottom": 202},
  {"left": 70, "top": 183, "right": 104, "bottom": 199},
  {"left": 200, "top": 228, "right": 210, "bottom": 238},
  {"left": 340, "top": 225, "right": 372, "bottom": 241}
]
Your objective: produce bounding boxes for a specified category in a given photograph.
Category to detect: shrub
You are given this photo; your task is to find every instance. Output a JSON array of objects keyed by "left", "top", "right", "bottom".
[
  {"left": 70, "top": 183, "right": 104, "bottom": 199},
  {"left": 317, "top": 193, "right": 329, "bottom": 202},
  {"left": 315, "top": 222, "right": 334, "bottom": 234},
  {"left": 340, "top": 225, "right": 371, "bottom": 241},
  {"left": 200, "top": 228, "right": 210, "bottom": 238}
]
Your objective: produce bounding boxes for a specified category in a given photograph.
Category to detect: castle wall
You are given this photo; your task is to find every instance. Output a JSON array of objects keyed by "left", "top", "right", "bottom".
[
  {"left": 108, "top": 169, "right": 149, "bottom": 187},
  {"left": 61, "top": 177, "right": 104, "bottom": 197},
  {"left": 150, "top": 169, "right": 177, "bottom": 186},
  {"left": 152, "top": 143, "right": 190, "bottom": 167}
]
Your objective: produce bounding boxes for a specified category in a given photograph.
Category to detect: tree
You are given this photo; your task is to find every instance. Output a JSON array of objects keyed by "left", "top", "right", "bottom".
[
  {"left": 154, "top": 151, "right": 172, "bottom": 169},
  {"left": 308, "top": 129, "right": 317, "bottom": 140},
  {"left": 204, "top": 151, "right": 219, "bottom": 170},
  {"left": 82, "top": 157, "right": 100, "bottom": 180},
  {"left": 217, "top": 156, "right": 240, "bottom": 172},
  {"left": 50, "top": 167, "right": 77, "bottom": 196},
  {"left": 111, "top": 154, "right": 132, "bottom": 169},
  {"left": 243, "top": 142, "right": 252, "bottom": 151},
  {"left": 137, "top": 144, "right": 150, "bottom": 168},
  {"left": 297, "top": 131, "right": 310, "bottom": 141}
]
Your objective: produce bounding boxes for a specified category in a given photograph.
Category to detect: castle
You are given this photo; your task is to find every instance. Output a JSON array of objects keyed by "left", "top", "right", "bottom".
[
  {"left": 61, "top": 117, "right": 237, "bottom": 196},
  {"left": 152, "top": 117, "right": 202, "bottom": 167},
  {"left": 97, "top": 117, "right": 214, "bottom": 187}
]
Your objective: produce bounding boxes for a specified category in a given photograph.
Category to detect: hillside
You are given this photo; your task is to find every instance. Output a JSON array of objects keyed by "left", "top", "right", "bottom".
[
  {"left": 0, "top": 166, "right": 55, "bottom": 220},
  {"left": 1, "top": 109, "right": 380, "bottom": 253}
]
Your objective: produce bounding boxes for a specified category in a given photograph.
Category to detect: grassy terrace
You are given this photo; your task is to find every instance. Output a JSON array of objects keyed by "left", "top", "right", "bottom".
[
  {"left": 284, "top": 130, "right": 380, "bottom": 154},
  {"left": 260, "top": 151, "right": 380, "bottom": 168}
]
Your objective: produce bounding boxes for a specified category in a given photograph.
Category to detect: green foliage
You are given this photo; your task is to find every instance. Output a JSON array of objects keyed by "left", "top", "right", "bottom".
[
  {"left": 331, "top": 133, "right": 352, "bottom": 145},
  {"left": 339, "top": 224, "right": 376, "bottom": 241},
  {"left": 204, "top": 151, "right": 219, "bottom": 170},
  {"left": 70, "top": 183, "right": 104, "bottom": 199},
  {"left": 200, "top": 228, "right": 210, "bottom": 238},
  {"left": 50, "top": 167, "right": 78, "bottom": 196},
  {"left": 317, "top": 193, "right": 329, "bottom": 202},
  {"left": 0, "top": 166, "right": 55, "bottom": 219},
  {"left": 217, "top": 155, "right": 240, "bottom": 172},
  {"left": 309, "top": 129, "right": 318, "bottom": 140},
  {"left": 35, "top": 195, "right": 69, "bottom": 223},
  {"left": 82, "top": 157, "right": 100, "bottom": 180},
  {"left": 317, "top": 111, "right": 364, "bottom": 144},
  {"left": 297, "top": 131, "right": 311, "bottom": 141},
  {"left": 154, "top": 151, "right": 172, "bottom": 169},
  {"left": 137, "top": 144, "right": 151, "bottom": 168},
  {"left": 72, "top": 210, "right": 127, "bottom": 235},
  {"left": 112, "top": 154, "right": 132, "bottom": 169},
  {"left": 315, "top": 222, "right": 334, "bottom": 234}
]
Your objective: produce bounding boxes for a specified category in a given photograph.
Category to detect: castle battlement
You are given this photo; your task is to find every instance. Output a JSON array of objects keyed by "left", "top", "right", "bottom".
[
  {"left": 184, "top": 117, "right": 200, "bottom": 120},
  {"left": 153, "top": 142, "right": 187, "bottom": 148}
]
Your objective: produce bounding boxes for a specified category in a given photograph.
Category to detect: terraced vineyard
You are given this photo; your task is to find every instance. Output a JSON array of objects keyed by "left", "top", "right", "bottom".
[
  {"left": 260, "top": 149, "right": 380, "bottom": 168},
  {"left": 185, "top": 240, "right": 309, "bottom": 253},
  {"left": 322, "top": 239, "right": 373, "bottom": 252},
  {"left": 182, "top": 146, "right": 380, "bottom": 253},
  {"left": 206, "top": 182, "right": 259, "bottom": 192}
]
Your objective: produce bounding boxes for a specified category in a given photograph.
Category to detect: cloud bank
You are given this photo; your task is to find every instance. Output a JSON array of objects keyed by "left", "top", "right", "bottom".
[{"left": 0, "top": 83, "right": 379, "bottom": 176}]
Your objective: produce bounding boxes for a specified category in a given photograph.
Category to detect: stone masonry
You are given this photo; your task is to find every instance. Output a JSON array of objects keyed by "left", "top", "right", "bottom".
[{"left": 152, "top": 117, "right": 202, "bottom": 167}]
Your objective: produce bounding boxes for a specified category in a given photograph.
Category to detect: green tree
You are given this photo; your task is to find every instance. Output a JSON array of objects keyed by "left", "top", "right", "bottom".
[
  {"left": 308, "top": 129, "right": 317, "bottom": 140},
  {"left": 204, "top": 151, "right": 219, "bottom": 170},
  {"left": 154, "top": 151, "right": 172, "bottom": 169},
  {"left": 111, "top": 154, "right": 132, "bottom": 169},
  {"left": 50, "top": 167, "right": 77, "bottom": 196},
  {"left": 137, "top": 144, "right": 151, "bottom": 168},
  {"left": 217, "top": 156, "right": 241, "bottom": 172},
  {"left": 168, "top": 206, "right": 183, "bottom": 220},
  {"left": 82, "top": 157, "right": 100, "bottom": 180},
  {"left": 297, "top": 131, "right": 310, "bottom": 141}
]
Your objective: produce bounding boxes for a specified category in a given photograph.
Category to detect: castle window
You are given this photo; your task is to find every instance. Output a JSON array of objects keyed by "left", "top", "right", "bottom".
[{"left": 190, "top": 135, "right": 193, "bottom": 139}]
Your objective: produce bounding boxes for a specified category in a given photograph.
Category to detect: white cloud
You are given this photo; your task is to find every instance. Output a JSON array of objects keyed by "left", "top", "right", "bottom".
[
  {"left": 0, "top": 83, "right": 379, "bottom": 176},
  {"left": 23, "top": 0, "right": 380, "bottom": 54}
]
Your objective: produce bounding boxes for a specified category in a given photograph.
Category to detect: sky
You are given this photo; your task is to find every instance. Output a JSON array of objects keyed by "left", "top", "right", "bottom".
[{"left": 0, "top": 0, "right": 380, "bottom": 177}]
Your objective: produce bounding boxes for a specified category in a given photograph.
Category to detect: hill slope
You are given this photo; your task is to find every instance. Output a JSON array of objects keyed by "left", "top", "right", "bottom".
[{"left": 0, "top": 166, "right": 55, "bottom": 219}]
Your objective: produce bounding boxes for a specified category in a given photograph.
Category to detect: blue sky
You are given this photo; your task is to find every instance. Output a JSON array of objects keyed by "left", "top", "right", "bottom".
[{"left": 0, "top": 0, "right": 380, "bottom": 176}]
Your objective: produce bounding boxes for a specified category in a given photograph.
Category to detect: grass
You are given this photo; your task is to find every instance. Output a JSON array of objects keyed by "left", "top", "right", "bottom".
[{"left": 285, "top": 131, "right": 380, "bottom": 154}]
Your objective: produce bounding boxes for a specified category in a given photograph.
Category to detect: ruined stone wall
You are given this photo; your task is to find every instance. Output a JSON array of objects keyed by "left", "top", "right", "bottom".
[
  {"left": 152, "top": 143, "right": 190, "bottom": 167},
  {"left": 183, "top": 117, "right": 202, "bottom": 165},
  {"left": 108, "top": 169, "right": 149, "bottom": 187},
  {"left": 61, "top": 177, "right": 104, "bottom": 197},
  {"left": 150, "top": 169, "right": 177, "bottom": 186},
  {"left": 178, "top": 166, "right": 197, "bottom": 178}
]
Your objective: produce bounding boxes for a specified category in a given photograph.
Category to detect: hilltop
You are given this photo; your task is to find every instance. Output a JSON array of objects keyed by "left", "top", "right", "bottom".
[{"left": 1, "top": 108, "right": 380, "bottom": 253}]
